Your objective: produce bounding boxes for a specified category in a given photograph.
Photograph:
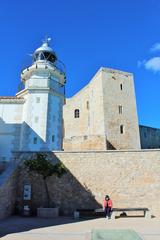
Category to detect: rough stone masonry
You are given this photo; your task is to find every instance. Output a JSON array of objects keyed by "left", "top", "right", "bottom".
[{"left": 11, "top": 150, "right": 160, "bottom": 218}]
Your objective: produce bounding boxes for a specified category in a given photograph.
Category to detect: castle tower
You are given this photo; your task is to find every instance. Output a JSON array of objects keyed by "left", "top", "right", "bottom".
[
  {"left": 63, "top": 67, "right": 140, "bottom": 151},
  {"left": 17, "top": 38, "right": 66, "bottom": 151}
]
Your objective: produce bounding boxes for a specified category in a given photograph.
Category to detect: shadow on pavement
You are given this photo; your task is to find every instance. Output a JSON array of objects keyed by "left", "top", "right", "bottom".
[{"left": 0, "top": 216, "right": 94, "bottom": 238}]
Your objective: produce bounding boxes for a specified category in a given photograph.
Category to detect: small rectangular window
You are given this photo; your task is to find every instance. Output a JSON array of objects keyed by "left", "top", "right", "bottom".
[
  {"left": 36, "top": 97, "right": 40, "bottom": 103},
  {"left": 84, "top": 135, "right": 88, "bottom": 140},
  {"left": 52, "top": 135, "right": 55, "bottom": 142},
  {"left": 35, "top": 116, "right": 39, "bottom": 123},
  {"left": 120, "top": 84, "right": 123, "bottom": 90},
  {"left": 86, "top": 101, "right": 89, "bottom": 110},
  {"left": 119, "top": 105, "right": 123, "bottom": 114},
  {"left": 33, "top": 137, "right": 37, "bottom": 144},
  {"left": 120, "top": 125, "right": 124, "bottom": 134}
]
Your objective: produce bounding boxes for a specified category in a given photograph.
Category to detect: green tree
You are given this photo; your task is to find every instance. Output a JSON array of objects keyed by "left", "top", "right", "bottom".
[{"left": 24, "top": 153, "right": 67, "bottom": 207}]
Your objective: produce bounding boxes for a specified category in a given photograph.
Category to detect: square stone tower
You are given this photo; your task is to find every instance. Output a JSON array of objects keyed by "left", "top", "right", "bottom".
[
  {"left": 63, "top": 67, "right": 140, "bottom": 150},
  {"left": 101, "top": 68, "right": 140, "bottom": 150}
]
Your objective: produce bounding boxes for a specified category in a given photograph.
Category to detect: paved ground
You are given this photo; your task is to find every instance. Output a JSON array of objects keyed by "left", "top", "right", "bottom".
[{"left": 0, "top": 216, "right": 160, "bottom": 240}]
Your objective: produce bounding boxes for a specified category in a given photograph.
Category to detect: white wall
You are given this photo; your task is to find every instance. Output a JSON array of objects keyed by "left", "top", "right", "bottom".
[
  {"left": 19, "top": 68, "right": 65, "bottom": 151},
  {"left": 0, "top": 103, "right": 23, "bottom": 161},
  {"left": 20, "top": 91, "right": 49, "bottom": 151},
  {"left": 47, "top": 92, "right": 64, "bottom": 150}
]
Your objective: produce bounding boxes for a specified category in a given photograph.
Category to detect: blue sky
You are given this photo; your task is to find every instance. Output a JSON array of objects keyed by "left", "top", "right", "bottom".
[{"left": 0, "top": 0, "right": 160, "bottom": 128}]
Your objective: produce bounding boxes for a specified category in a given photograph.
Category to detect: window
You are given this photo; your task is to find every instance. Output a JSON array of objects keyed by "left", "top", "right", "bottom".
[
  {"left": 52, "top": 135, "right": 55, "bottom": 142},
  {"left": 119, "top": 105, "right": 123, "bottom": 114},
  {"left": 120, "top": 125, "right": 124, "bottom": 134},
  {"left": 86, "top": 101, "right": 89, "bottom": 110},
  {"left": 120, "top": 84, "right": 123, "bottom": 90},
  {"left": 33, "top": 137, "right": 37, "bottom": 144},
  {"left": 35, "top": 116, "right": 39, "bottom": 123},
  {"left": 74, "top": 109, "right": 80, "bottom": 118},
  {"left": 84, "top": 135, "right": 88, "bottom": 140},
  {"left": 36, "top": 97, "right": 40, "bottom": 103}
]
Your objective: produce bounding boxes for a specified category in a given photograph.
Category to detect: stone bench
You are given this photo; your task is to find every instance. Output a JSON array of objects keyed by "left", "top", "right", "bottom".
[
  {"left": 110, "top": 207, "right": 151, "bottom": 219},
  {"left": 74, "top": 208, "right": 104, "bottom": 220},
  {"left": 74, "top": 207, "right": 151, "bottom": 220}
]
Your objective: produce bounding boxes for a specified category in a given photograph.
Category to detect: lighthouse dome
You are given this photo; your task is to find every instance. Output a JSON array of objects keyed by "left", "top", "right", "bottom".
[{"left": 33, "top": 38, "right": 57, "bottom": 63}]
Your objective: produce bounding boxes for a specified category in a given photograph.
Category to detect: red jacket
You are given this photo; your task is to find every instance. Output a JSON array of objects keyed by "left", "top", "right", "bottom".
[{"left": 103, "top": 199, "right": 112, "bottom": 208}]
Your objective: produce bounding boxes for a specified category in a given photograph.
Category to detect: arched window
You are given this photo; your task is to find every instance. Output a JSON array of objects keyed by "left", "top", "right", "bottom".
[{"left": 74, "top": 109, "right": 80, "bottom": 118}]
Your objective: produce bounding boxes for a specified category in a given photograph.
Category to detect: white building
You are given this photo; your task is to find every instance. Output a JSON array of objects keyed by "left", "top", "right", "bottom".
[{"left": 0, "top": 39, "right": 66, "bottom": 161}]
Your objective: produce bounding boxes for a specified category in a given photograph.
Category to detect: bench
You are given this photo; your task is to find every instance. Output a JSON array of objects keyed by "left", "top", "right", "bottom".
[
  {"left": 74, "top": 208, "right": 151, "bottom": 220},
  {"left": 110, "top": 208, "right": 151, "bottom": 219},
  {"left": 96, "top": 207, "right": 151, "bottom": 219},
  {"left": 74, "top": 208, "right": 104, "bottom": 219}
]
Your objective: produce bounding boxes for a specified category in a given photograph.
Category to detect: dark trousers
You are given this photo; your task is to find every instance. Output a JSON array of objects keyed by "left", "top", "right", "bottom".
[{"left": 104, "top": 207, "right": 111, "bottom": 218}]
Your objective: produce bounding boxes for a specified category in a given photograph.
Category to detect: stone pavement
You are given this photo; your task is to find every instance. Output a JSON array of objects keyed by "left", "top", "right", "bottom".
[{"left": 0, "top": 216, "right": 160, "bottom": 240}]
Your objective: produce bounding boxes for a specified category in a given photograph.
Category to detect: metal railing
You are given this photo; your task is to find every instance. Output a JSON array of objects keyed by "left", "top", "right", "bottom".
[{"left": 21, "top": 56, "right": 66, "bottom": 77}]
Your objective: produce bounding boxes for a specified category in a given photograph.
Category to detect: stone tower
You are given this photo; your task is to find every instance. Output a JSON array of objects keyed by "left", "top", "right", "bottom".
[
  {"left": 63, "top": 67, "right": 140, "bottom": 150},
  {"left": 17, "top": 38, "right": 66, "bottom": 151}
]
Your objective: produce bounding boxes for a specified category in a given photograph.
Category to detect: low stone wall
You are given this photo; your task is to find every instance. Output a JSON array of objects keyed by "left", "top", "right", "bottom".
[
  {"left": 15, "top": 150, "right": 160, "bottom": 217},
  {"left": 63, "top": 135, "right": 106, "bottom": 151}
]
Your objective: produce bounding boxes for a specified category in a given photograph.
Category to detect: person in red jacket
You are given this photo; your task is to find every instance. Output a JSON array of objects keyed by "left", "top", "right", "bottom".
[{"left": 103, "top": 195, "right": 113, "bottom": 219}]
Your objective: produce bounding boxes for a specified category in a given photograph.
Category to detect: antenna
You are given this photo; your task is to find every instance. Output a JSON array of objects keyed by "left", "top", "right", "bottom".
[{"left": 43, "top": 35, "right": 52, "bottom": 45}]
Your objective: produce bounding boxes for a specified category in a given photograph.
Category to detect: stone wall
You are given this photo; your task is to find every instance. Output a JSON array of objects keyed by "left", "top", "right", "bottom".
[
  {"left": 63, "top": 135, "right": 106, "bottom": 151},
  {"left": 101, "top": 68, "right": 140, "bottom": 150},
  {"left": 139, "top": 125, "right": 160, "bottom": 149},
  {"left": 0, "top": 163, "right": 18, "bottom": 219},
  {"left": 63, "top": 69, "right": 106, "bottom": 151},
  {"left": 15, "top": 150, "right": 160, "bottom": 217},
  {"left": 63, "top": 67, "right": 140, "bottom": 151}
]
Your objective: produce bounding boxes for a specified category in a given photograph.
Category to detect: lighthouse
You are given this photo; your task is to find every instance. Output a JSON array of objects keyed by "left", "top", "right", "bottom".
[{"left": 17, "top": 38, "right": 66, "bottom": 151}]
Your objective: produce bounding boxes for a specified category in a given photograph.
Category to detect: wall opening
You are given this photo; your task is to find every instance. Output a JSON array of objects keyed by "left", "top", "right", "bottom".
[
  {"left": 36, "top": 97, "right": 40, "bottom": 103},
  {"left": 74, "top": 109, "right": 80, "bottom": 118},
  {"left": 119, "top": 105, "right": 123, "bottom": 114},
  {"left": 120, "top": 125, "right": 124, "bottom": 134},
  {"left": 33, "top": 137, "right": 37, "bottom": 144},
  {"left": 86, "top": 101, "right": 89, "bottom": 110},
  {"left": 35, "top": 116, "right": 39, "bottom": 123},
  {"left": 52, "top": 135, "right": 55, "bottom": 142}
]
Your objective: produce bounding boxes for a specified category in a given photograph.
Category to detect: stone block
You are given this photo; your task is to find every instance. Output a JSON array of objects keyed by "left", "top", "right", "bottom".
[{"left": 37, "top": 207, "right": 59, "bottom": 218}]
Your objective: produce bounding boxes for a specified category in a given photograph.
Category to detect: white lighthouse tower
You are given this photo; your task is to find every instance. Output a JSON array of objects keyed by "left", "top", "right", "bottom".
[{"left": 16, "top": 38, "right": 66, "bottom": 151}]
